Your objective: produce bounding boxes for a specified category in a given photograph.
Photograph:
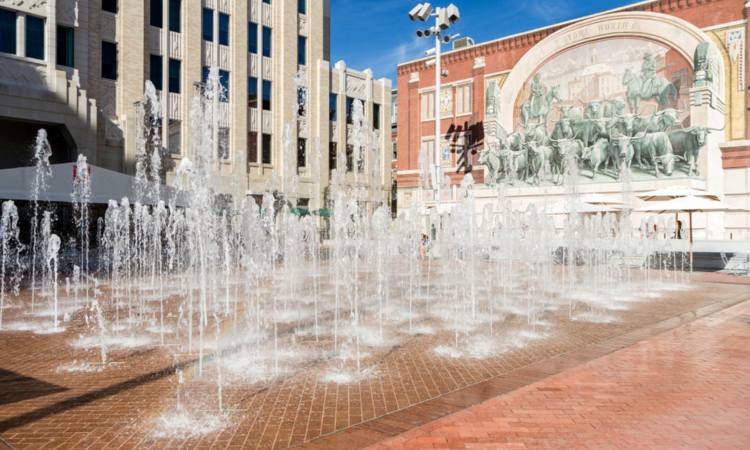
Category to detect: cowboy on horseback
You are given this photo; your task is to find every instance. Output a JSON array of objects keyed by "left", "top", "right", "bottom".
[{"left": 521, "top": 74, "right": 559, "bottom": 129}]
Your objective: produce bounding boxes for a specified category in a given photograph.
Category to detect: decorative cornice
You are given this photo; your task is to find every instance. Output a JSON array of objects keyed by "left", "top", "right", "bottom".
[{"left": 397, "top": 0, "right": 726, "bottom": 77}]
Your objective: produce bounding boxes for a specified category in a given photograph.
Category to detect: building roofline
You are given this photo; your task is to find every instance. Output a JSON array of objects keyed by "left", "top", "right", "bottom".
[{"left": 396, "top": 0, "right": 659, "bottom": 70}]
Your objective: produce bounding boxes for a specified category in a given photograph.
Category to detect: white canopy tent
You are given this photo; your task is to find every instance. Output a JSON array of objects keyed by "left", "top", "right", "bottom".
[{"left": 0, "top": 163, "right": 182, "bottom": 205}]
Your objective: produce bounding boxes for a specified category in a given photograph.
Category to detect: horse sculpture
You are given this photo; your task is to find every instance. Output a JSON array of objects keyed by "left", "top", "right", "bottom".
[
  {"left": 520, "top": 85, "right": 561, "bottom": 129},
  {"left": 622, "top": 68, "right": 679, "bottom": 114}
]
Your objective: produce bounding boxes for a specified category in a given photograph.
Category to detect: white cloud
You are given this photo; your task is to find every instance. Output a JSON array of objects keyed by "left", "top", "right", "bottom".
[{"left": 354, "top": 37, "right": 431, "bottom": 81}]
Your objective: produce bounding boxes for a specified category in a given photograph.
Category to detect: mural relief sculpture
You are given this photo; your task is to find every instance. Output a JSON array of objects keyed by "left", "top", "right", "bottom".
[
  {"left": 480, "top": 37, "right": 715, "bottom": 187},
  {"left": 520, "top": 74, "right": 561, "bottom": 128}
]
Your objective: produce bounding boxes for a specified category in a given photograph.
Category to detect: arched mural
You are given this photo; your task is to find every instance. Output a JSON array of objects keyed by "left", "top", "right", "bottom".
[
  {"left": 480, "top": 12, "right": 725, "bottom": 188},
  {"left": 483, "top": 37, "right": 704, "bottom": 186}
]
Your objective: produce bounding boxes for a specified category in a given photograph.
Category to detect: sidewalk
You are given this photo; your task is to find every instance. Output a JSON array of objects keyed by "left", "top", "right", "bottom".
[{"left": 368, "top": 300, "right": 750, "bottom": 449}]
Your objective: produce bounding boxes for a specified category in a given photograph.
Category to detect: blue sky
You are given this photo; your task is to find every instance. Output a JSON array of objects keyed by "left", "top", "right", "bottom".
[{"left": 330, "top": 0, "right": 637, "bottom": 82}]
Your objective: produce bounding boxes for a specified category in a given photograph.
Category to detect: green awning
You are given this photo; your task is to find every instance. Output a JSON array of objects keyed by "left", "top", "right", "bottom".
[
  {"left": 290, "top": 207, "right": 310, "bottom": 217},
  {"left": 312, "top": 208, "right": 332, "bottom": 217}
]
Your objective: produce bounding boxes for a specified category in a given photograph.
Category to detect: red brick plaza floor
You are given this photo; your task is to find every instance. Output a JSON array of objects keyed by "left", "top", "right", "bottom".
[
  {"left": 1, "top": 273, "right": 749, "bottom": 449},
  {"left": 367, "top": 295, "right": 750, "bottom": 449}
]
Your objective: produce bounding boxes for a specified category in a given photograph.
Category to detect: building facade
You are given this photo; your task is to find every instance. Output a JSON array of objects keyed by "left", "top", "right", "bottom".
[
  {"left": 396, "top": 0, "right": 750, "bottom": 240},
  {"left": 0, "top": 0, "right": 392, "bottom": 212}
]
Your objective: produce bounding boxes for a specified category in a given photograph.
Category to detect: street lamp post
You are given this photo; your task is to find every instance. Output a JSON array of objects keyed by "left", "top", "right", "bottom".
[{"left": 410, "top": 3, "right": 460, "bottom": 213}]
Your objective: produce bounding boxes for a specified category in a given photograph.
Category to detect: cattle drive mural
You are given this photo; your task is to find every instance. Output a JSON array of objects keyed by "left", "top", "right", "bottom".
[{"left": 480, "top": 38, "right": 718, "bottom": 186}]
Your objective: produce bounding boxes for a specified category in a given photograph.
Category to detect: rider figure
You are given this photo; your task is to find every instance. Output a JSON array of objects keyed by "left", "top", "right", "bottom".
[
  {"left": 529, "top": 73, "right": 547, "bottom": 119},
  {"left": 640, "top": 52, "right": 657, "bottom": 98}
]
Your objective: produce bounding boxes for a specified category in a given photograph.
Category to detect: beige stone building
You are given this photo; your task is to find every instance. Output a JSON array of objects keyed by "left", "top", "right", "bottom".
[{"left": 0, "top": 0, "right": 392, "bottom": 212}]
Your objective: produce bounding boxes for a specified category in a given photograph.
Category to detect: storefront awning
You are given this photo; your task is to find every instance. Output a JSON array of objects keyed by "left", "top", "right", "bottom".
[{"left": 0, "top": 163, "right": 182, "bottom": 205}]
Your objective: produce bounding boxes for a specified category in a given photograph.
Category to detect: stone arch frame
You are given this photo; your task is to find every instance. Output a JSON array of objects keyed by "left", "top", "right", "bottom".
[{"left": 499, "top": 11, "right": 726, "bottom": 131}]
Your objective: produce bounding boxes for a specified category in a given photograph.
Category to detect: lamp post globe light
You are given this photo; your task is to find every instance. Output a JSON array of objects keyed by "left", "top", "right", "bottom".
[{"left": 409, "top": 3, "right": 461, "bottom": 214}]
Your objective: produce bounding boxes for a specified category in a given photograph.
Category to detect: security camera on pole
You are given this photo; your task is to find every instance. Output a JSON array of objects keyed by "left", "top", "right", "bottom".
[{"left": 410, "top": 3, "right": 461, "bottom": 213}]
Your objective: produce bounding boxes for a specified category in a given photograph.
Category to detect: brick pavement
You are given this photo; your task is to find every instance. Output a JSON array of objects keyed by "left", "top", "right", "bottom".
[
  {"left": 368, "top": 295, "right": 750, "bottom": 450},
  {"left": 0, "top": 274, "right": 748, "bottom": 449}
]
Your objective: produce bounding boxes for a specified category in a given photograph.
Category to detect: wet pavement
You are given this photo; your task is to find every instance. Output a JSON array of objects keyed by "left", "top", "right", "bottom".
[
  {"left": 0, "top": 273, "right": 747, "bottom": 449},
  {"left": 366, "top": 290, "right": 750, "bottom": 449}
]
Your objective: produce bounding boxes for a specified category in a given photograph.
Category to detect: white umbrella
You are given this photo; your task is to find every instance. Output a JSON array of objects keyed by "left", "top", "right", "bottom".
[
  {"left": 580, "top": 193, "right": 625, "bottom": 205},
  {"left": 637, "top": 195, "right": 749, "bottom": 267},
  {"left": 637, "top": 186, "right": 720, "bottom": 202},
  {"left": 545, "top": 200, "right": 619, "bottom": 215},
  {"left": 637, "top": 187, "right": 721, "bottom": 238}
]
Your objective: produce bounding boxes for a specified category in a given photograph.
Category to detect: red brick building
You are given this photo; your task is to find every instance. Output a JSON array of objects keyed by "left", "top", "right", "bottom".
[{"left": 395, "top": 0, "right": 750, "bottom": 239}]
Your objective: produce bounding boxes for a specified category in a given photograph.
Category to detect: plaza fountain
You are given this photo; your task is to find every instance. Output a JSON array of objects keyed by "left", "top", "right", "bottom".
[{"left": 0, "top": 66, "right": 693, "bottom": 440}]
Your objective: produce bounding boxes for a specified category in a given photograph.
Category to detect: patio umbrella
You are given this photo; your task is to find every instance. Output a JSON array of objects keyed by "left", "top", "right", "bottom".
[
  {"left": 544, "top": 200, "right": 620, "bottom": 215},
  {"left": 637, "top": 186, "right": 720, "bottom": 202},
  {"left": 637, "top": 186, "right": 721, "bottom": 234},
  {"left": 580, "top": 193, "right": 626, "bottom": 205},
  {"left": 636, "top": 195, "right": 748, "bottom": 267}
]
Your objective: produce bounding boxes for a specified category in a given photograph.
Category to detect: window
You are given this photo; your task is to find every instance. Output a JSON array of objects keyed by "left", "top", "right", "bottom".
[
  {"left": 202, "top": 8, "right": 213, "bottom": 41},
  {"left": 101, "top": 41, "right": 117, "bottom": 80},
  {"left": 262, "top": 0, "right": 271, "bottom": 4},
  {"left": 169, "top": 58, "right": 180, "bottom": 93},
  {"left": 422, "top": 138, "right": 434, "bottom": 155},
  {"left": 392, "top": 141, "right": 397, "bottom": 160},
  {"left": 298, "top": 0, "right": 306, "bottom": 14},
  {"left": 373, "top": 103, "right": 381, "bottom": 130},
  {"left": 249, "top": 22, "right": 258, "bottom": 53},
  {"left": 329, "top": 94, "right": 337, "bottom": 121},
  {"left": 448, "top": 133, "right": 469, "bottom": 165},
  {"left": 262, "top": 26, "right": 271, "bottom": 57},
  {"left": 346, "top": 97, "right": 354, "bottom": 124},
  {"left": 262, "top": 80, "right": 271, "bottom": 111},
  {"left": 297, "top": 87, "right": 305, "bottom": 116},
  {"left": 421, "top": 91, "right": 435, "bottom": 120},
  {"left": 456, "top": 84, "right": 472, "bottom": 115},
  {"left": 248, "top": 131, "right": 258, "bottom": 164},
  {"left": 102, "top": 0, "right": 118, "bottom": 13},
  {"left": 168, "top": 120, "right": 181, "bottom": 155},
  {"left": 150, "top": 0, "right": 162, "bottom": 27},
  {"left": 248, "top": 76, "right": 258, "bottom": 107},
  {"left": 297, "top": 36, "right": 306, "bottom": 65},
  {"left": 346, "top": 144, "right": 353, "bottom": 172},
  {"left": 56, "top": 26, "right": 74, "bottom": 67},
  {"left": 329, "top": 142, "right": 337, "bottom": 171},
  {"left": 25, "top": 15, "right": 44, "bottom": 60},
  {"left": 219, "top": 69, "right": 229, "bottom": 101},
  {"left": 262, "top": 133, "right": 272, "bottom": 164},
  {"left": 0, "top": 9, "right": 17, "bottom": 55},
  {"left": 297, "top": 138, "right": 306, "bottom": 168},
  {"left": 169, "top": 0, "right": 181, "bottom": 32},
  {"left": 149, "top": 54, "right": 163, "bottom": 90},
  {"left": 203, "top": 67, "right": 229, "bottom": 99},
  {"left": 218, "top": 127, "right": 230, "bottom": 160},
  {"left": 219, "top": 13, "right": 229, "bottom": 46}
]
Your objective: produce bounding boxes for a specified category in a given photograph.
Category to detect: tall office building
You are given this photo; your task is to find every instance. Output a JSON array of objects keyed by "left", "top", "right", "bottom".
[{"left": 0, "top": 0, "right": 392, "bottom": 212}]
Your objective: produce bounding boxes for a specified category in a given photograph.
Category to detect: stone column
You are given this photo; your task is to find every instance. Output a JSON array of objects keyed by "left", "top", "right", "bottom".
[
  {"left": 46, "top": 0, "right": 57, "bottom": 91},
  {"left": 690, "top": 81, "right": 726, "bottom": 238},
  {"left": 232, "top": 0, "right": 249, "bottom": 198},
  {"left": 120, "top": 0, "right": 146, "bottom": 175},
  {"left": 315, "top": 58, "right": 331, "bottom": 211}
]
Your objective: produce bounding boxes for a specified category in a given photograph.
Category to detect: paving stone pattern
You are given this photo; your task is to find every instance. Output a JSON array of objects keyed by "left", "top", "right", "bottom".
[{"left": 0, "top": 275, "right": 747, "bottom": 449}]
